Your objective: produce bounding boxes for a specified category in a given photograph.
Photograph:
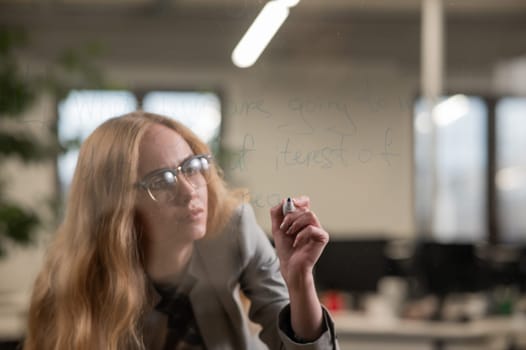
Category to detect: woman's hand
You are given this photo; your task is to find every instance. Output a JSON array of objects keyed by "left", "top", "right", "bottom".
[
  {"left": 270, "top": 196, "right": 329, "bottom": 286},
  {"left": 270, "top": 196, "right": 329, "bottom": 341}
]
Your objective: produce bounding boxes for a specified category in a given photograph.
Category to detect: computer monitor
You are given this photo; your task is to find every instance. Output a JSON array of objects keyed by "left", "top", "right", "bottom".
[
  {"left": 519, "top": 247, "right": 526, "bottom": 292},
  {"left": 413, "top": 241, "right": 488, "bottom": 296},
  {"left": 313, "top": 239, "right": 388, "bottom": 295},
  {"left": 483, "top": 244, "right": 521, "bottom": 289}
]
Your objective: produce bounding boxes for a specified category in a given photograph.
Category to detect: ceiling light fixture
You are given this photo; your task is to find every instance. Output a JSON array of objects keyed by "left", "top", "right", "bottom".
[{"left": 232, "top": 0, "right": 300, "bottom": 68}]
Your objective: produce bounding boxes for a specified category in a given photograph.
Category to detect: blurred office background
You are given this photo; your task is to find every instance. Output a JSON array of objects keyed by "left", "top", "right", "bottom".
[{"left": 0, "top": 0, "right": 526, "bottom": 349}]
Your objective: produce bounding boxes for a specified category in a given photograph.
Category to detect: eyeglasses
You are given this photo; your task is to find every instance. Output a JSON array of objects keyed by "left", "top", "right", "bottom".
[{"left": 136, "top": 154, "right": 212, "bottom": 203}]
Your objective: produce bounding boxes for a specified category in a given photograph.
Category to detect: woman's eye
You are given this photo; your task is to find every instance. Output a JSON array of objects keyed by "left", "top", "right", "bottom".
[
  {"left": 184, "top": 158, "right": 202, "bottom": 174},
  {"left": 200, "top": 157, "right": 209, "bottom": 170},
  {"left": 163, "top": 171, "right": 176, "bottom": 184},
  {"left": 150, "top": 172, "right": 175, "bottom": 189}
]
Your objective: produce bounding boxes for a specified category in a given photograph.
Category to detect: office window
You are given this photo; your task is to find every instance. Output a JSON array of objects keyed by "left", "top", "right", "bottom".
[
  {"left": 57, "top": 89, "right": 222, "bottom": 196},
  {"left": 496, "top": 98, "right": 526, "bottom": 243},
  {"left": 142, "top": 91, "right": 221, "bottom": 145},
  {"left": 57, "top": 90, "right": 137, "bottom": 193},
  {"left": 414, "top": 95, "right": 487, "bottom": 241}
]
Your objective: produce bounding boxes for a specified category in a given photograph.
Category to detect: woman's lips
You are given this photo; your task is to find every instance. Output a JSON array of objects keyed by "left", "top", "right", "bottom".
[{"left": 186, "top": 207, "right": 205, "bottom": 220}]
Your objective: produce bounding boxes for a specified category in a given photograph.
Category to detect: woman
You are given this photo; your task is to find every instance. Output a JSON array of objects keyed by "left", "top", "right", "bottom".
[{"left": 24, "top": 111, "right": 339, "bottom": 350}]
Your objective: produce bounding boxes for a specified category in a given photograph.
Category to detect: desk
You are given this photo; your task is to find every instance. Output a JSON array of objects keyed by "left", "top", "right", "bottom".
[{"left": 333, "top": 311, "right": 526, "bottom": 350}]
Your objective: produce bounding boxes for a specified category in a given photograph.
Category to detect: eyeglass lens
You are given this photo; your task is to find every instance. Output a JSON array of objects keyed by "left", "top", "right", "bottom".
[{"left": 148, "top": 155, "right": 211, "bottom": 202}]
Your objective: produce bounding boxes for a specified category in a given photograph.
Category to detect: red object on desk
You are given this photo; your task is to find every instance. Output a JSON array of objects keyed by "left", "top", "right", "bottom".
[{"left": 322, "top": 290, "right": 344, "bottom": 312}]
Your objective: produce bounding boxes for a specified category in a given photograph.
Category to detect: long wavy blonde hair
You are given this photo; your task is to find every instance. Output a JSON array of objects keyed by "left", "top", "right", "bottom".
[{"left": 24, "top": 111, "right": 243, "bottom": 350}]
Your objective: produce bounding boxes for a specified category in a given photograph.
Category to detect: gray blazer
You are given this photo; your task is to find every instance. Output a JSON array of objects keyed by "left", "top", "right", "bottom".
[{"left": 142, "top": 204, "right": 339, "bottom": 350}]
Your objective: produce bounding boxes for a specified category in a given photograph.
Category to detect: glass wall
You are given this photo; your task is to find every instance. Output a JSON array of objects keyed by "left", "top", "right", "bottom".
[
  {"left": 496, "top": 98, "right": 526, "bottom": 243},
  {"left": 414, "top": 95, "right": 487, "bottom": 242}
]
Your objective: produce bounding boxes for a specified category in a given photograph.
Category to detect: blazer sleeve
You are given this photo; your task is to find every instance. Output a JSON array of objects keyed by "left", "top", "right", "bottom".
[{"left": 236, "top": 204, "right": 340, "bottom": 350}]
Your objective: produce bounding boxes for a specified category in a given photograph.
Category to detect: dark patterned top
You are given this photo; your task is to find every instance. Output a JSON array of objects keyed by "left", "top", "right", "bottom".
[{"left": 154, "top": 275, "right": 205, "bottom": 350}]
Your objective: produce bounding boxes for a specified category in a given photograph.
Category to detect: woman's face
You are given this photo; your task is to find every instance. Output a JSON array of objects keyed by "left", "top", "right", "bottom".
[{"left": 135, "top": 123, "right": 208, "bottom": 246}]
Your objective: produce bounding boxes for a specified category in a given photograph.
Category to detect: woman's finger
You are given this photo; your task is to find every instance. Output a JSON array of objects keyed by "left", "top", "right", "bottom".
[
  {"left": 290, "top": 196, "right": 310, "bottom": 210},
  {"left": 292, "top": 225, "right": 329, "bottom": 249},
  {"left": 282, "top": 210, "right": 320, "bottom": 235}
]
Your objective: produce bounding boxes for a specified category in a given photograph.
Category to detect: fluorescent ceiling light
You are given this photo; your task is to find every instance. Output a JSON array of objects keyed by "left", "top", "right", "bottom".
[
  {"left": 279, "top": 0, "right": 300, "bottom": 7},
  {"left": 232, "top": 0, "right": 298, "bottom": 68},
  {"left": 432, "top": 94, "right": 470, "bottom": 127}
]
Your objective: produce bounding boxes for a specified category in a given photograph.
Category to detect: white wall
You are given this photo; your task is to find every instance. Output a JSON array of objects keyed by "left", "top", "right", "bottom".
[{"left": 109, "top": 60, "right": 416, "bottom": 237}]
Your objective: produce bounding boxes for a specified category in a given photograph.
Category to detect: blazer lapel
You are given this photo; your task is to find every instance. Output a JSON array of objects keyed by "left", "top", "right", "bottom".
[
  {"left": 189, "top": 238, "right": 249, "bottom": 350},
  {"left": 187, "top": 243, "right": 241, "bottom": 350}
]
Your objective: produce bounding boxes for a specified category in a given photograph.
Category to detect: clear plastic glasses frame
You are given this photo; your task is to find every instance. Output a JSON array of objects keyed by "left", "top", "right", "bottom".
[{"left": 136, "top": 154, "right": 212, "bottom": 202}]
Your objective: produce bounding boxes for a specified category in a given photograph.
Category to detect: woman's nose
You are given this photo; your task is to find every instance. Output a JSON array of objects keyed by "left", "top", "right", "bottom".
[{"left": 174, "top": 174, "right": 197, "bottom": 203}]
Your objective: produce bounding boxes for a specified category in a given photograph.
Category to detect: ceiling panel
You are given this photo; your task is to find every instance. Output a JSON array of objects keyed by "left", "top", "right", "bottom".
[{"left": 1, "top": 0, "right": 526, "bottom": 15}]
